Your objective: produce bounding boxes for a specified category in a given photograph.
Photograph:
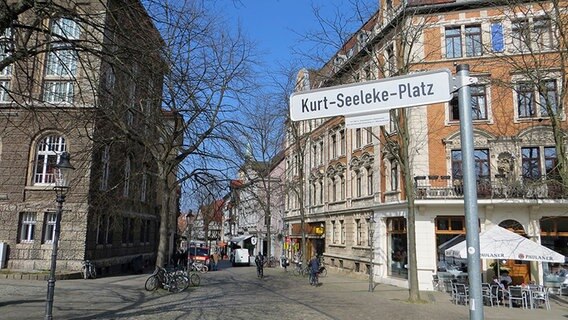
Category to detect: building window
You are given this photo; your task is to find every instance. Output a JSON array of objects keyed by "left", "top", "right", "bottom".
[
  {"left": 366, "top": 127, "right": 373, "bottom": 144},
  {"left": 356, "top": 171, "right": 362, "bottom": 197},
  {"left": 33, "top": 135, "right": 67, "bottom": 185},
  {"left": 367, "top": 170, "right": 373, "bottom": 195},
  {"left": 330, "top": 177, "right": 337, "bottom": 202},
  {"left": 445, "top": 25, "right": 482, "bottom": 59},
  {"left": 43, "top": 81, "right": 74, "bottom": 103},
  {"left": 386, "top": 44, "right": 396, "bottom": 75},
  {"left": 100, "top": 145, "right": 110, "bottom": 190},
  {"left": 517, "top": 81, "right": 535, "bottom": 118},
  {"left": 533, "top": 17, "right": 554, "bottom": 51},
  {"left": 471, "top": 85, "right": 487, "bottom": 120},
  {"left": 465, "top": 25, "right": 483, "bottom": 57},
  {"left": 544, "top": 147, "right": 558, "bottom": 178},
  {"left": 387, "top": 217, "right": 407, "bottom": 279},
  {"left": 123, "top": 155, "right": 131, "bottom": 197},
  {"left": 355, "top": 128, "right": 362, "bottom": 148},
  {"left": 539, "top": 80, "right": 559, "bottom": 117},
  {"left": 43, "top": 18, "right": 80, "bottom": 103},
  {"left": 122, "top": 217, "right": 134, "bottom": 244},
  {"left": 19, "top": 212, "right": 36, "bottom": 242},
  {"left": 340, "top": 175, "right": 346, "bottom": 200},
  {"left": 312, "top": 144, "right": 317, "bottom": 168},
  {"left": 97, "top": 214, "right": 113, "bottom": 245},
  {"left": 435, "top": 216, "right": 466, "bottom": 271},
  {"left": 449, "top": 84, "right": 488, "bottom": 121},
  {"left": 512, "top": 19, "right": 531, "bottom": 52},
  {"left": 319, "top": 180, "right": 324, "bottom": 204},
  {"left": 43, "top": 212, "right": 57, "bottom": 243},
  {"left": 451, "top": 149, "right": 490, "bottom": 179},
  {"left": 340, "top": 129, "right": 346, "bottom": 155},
  {"left": 331, "top": 134, "right": 337, "bottom": 158},
  {"left": 319, "top": 141, "right": 324, "bottom": 164},
  {"left": 390, "top": 160, "right": 399, "bottom": 191},
  {"left": 340, "top": 220, "right": 345, "bottom": 244},
  {"left": 356, "top": 219, "right": 362, "bottom": 245},
  {"left": 522, "top": 147, "right": 541, "bottom": 180},
  {"left": 516, "top": 79, "right": 559, "bottom": 119},
  {"left": 141, "top": 170, "right": 148, "bottom": 202},
  {"left": 445, "top": 27, "right": 462, "bottom": 58},
  {"left": 512, "top": 17, "right": 554, "bottom": 52},
  {"left": 0, "top": 80, "right": 10, "bottom": 102},
  {"left": 332, "top": 221, "right": 337, "bottom": 244}
]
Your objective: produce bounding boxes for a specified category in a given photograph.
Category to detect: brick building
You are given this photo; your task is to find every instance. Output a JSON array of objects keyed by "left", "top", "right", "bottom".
[
  {"left": 0, "top": 1, "right": 177, "bottom": 274},
  {"left": 285, "top": 0, "right": 568, "bottom": 290}
]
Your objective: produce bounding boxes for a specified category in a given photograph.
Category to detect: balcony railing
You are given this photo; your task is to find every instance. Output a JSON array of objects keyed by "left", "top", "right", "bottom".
[{"left": 414, "top": 175, "right": 567, "bottom": 200}]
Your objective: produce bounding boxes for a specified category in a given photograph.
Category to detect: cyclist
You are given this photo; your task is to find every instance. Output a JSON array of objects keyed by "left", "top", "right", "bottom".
[
  {"left": 255, "top": 253, "right": 264, "bottom": 278},
  {"left": 308, "top": 254, "right": 320, "bottom": 286}
]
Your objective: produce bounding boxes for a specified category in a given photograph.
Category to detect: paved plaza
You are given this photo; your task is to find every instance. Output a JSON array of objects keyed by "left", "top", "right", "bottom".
[{"left": 1, "top": 261, "right": 567, "bottom": 319}]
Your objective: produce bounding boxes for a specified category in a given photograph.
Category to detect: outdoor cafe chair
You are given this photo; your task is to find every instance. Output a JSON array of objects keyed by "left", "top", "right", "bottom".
[
  {"left": 482, "top": 283, "right": 498, "bottom": 307},
  {"left": 530, "top": 286, "right": 551, "bottom": 310},
  {"left": 455, "top": 283, "right": 469, "bottom": 305},
  {"left": 508, "top": 286, "right": 528, "bottom": 309}
]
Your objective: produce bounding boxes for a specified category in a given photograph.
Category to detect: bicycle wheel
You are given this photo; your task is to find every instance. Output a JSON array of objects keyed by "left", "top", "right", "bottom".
[
  {"left": 145, "top": 275, "right": 159, "bottom": 291},
  {"left": 200, "top": 265, "right": 208, "bottom": 273},
  {"left": 189, "top": 273, "right": 200, "bottom": 287},
  {"left": 81, "top": 266, "right": 88, "bottom": 279},
  {"left": 90, "top": 266, "right": 97, "bottom": 279},
  {"left": 319, "top": 268, "right": 327, "bottom": 277},
  {"left": 174, "top": 275, "right": 189, "bottom": 292}
]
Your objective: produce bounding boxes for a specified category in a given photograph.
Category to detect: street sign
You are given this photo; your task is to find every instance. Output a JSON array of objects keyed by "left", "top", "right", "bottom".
[{"left": 289, "top": 69, "right": 452, "bottom": 121}]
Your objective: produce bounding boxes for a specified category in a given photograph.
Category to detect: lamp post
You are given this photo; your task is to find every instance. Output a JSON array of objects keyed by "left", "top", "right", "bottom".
[{"left": 45, "top": 152, "right": 74, "bottom": 320}]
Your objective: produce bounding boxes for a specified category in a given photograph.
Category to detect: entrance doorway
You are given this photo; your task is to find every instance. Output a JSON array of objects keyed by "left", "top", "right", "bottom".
[{"left": 499, "top": 220, "right": 529, "bottom": 284}]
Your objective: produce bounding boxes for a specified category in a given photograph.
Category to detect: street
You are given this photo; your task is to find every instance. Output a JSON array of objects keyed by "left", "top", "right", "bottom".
[{"left": 1, "top": 261, "right": 567, "bottom": 319}]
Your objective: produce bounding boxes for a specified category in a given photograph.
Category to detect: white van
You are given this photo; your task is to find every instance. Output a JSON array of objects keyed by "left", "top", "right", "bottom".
[{"left": 232, "top": 248, "right": 251, "bottom": 267}]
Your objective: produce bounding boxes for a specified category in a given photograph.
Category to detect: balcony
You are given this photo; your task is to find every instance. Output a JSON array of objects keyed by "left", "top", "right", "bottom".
[{"left": 414, "top": 175, "right": 567, "bottom": 200}]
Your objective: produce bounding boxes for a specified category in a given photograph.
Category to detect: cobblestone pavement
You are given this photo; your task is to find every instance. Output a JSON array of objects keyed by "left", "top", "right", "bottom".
[{"left": 1, "top": 261, "right": 567, "bottom": 319}]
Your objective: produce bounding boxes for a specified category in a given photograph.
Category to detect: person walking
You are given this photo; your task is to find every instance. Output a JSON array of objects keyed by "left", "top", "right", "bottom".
[
  {"left": 212, "top": 251, "right": 220, "bottom": 271},
  {"left": 308, "top": 254, "right": 320, "bottom": 286},
  {"left": 255, "top": 253, "right": 264, "bottom": 278}
]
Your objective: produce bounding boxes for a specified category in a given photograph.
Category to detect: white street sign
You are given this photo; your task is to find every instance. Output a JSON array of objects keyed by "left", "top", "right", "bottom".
[{"left": 289, "top": 69, "right": 452, "bottom": 121}]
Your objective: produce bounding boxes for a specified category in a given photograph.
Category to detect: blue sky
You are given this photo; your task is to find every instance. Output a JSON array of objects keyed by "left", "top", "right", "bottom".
[{"left": 223, "top": 0, "right": 377, "bottom": 73}]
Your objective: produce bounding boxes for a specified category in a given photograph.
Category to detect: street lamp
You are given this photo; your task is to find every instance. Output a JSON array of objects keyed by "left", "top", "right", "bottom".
[{"left": 45, "top": 152, "right": 74, "bottom": 320}]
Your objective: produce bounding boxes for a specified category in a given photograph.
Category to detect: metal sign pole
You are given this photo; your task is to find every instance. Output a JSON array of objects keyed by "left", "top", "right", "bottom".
[{"left": 456, "top": 64, "right": 484, "bottom": 320}]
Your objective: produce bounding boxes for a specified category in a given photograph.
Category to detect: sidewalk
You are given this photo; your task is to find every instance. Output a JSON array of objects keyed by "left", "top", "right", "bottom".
[{"left": 318, "top": 268, "right": 568, "bottom": 320}]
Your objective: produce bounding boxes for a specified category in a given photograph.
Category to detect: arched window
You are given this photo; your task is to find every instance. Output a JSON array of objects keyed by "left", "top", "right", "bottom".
[{"left": 33, "top": 135, "right": 66, "bottom": 185}]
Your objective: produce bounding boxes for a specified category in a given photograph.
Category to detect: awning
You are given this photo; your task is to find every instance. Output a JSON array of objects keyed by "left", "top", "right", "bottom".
[{"left": 230, "top": 235, "right": 253, "bottom": 243}]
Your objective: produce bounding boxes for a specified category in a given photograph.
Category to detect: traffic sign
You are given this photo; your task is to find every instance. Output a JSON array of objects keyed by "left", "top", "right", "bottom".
[
  {"left": 289, "top": 69, "right": 452, "bottom": 121},
  {"left": 251, "top": 236, "right": 257, "bottom": 245}
]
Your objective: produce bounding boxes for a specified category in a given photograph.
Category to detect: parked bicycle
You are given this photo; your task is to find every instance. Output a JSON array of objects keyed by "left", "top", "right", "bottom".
[
  {"left": 172, "top": 265, "right": 201, "bottom": 287},
  {"left": 263, "top": 255, "right": 277, "bottom": 268},
  {"left": 81, "top": 260, "right": 96, "bottom": 279},
  {"left": 144, "top": 266, "right": 189, "bottom": 293},
  {"left": 190, "top": 261, "right": 209, "bottom": 273},
  {"left": 293, "top": 261, "right": 309, "bottom": 277}
]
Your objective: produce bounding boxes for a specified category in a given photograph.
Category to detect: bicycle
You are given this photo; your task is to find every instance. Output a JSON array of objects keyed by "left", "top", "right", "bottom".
[
  {"left": 81, "top": 260, "right": 97, "bottom": 279},
  {"left": 263, "top": 255, "right": 277, "bottom": 268},
  {"left": 144, "top": 267, "right": 189, "bottom": 293},
  {"left": 190, "top": 261, "right": 209, "bottom": 273},
  {"left": 293, "top": 262, "right": 309, "bottom": 277}
]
